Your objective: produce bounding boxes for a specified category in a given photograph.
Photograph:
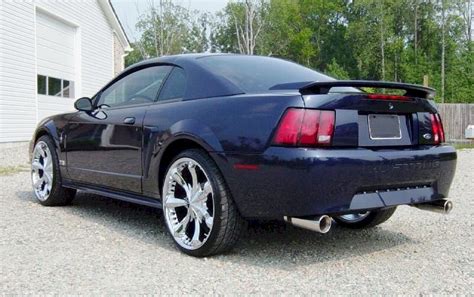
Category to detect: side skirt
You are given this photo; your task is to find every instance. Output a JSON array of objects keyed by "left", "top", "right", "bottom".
[{"left": 63, "top": 180, "right": 162, "bottom": 209}]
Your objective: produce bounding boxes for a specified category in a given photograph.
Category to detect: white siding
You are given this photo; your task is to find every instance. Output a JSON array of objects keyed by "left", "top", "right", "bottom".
[
  {"left": 0, "top": 0, "right": 115, "bottom": 142},
  {"left": 0, "top": 1, "right": 36, "bottom": 142}
]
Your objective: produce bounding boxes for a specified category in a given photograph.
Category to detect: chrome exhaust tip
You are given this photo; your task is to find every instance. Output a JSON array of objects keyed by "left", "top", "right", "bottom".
[
  {"left": 284, "top": 215, "right": 332, "bottom": 234},
  {"left": 413, "top": 199, "right": 453, "bottom": 214}
]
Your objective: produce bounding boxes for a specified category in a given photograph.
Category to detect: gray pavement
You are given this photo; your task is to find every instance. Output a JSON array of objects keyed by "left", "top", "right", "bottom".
[{"left": 1, "top": 142, "right": 472, "bottom": 294}]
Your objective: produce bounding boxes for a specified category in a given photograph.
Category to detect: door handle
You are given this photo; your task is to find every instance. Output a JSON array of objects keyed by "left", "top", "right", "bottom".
[{"left": 123, "top": 117, "right": 136, "bottom": 125}]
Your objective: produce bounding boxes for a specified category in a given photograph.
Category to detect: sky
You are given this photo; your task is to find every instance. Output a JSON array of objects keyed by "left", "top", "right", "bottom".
[{"left": 111, "top": 0, "right": 229, "bottom": 41}]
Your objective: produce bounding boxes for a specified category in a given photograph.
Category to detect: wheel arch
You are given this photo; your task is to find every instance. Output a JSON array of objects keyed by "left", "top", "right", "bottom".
[
  {"left": 30, "top": 125, "right": 60, "bottom": 156},
  {"left": 157, "top": 136, "right": 211, "bottom": 194},
  {"left": 155, "top": 132, "right": 232, "bottom": 194}
]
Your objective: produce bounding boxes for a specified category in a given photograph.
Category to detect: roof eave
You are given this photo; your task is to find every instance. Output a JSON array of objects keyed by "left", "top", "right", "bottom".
[{"left": 97, "top": 0, "right": 132, "bottom": 52}]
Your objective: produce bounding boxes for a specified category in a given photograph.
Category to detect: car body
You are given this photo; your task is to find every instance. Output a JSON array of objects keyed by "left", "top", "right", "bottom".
[{"left": 30, "top": 54, "right": 457, "bottom": 256}]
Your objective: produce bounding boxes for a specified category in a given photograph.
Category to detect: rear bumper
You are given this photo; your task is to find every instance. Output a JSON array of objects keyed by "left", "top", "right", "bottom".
[{"left": 215, "top": 145, "right": 457, "bottom": 218}]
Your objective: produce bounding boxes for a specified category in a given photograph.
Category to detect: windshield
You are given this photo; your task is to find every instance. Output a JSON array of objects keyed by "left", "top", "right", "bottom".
[{"left": 198, "top": 55, "right": 358, "bottom": 93}]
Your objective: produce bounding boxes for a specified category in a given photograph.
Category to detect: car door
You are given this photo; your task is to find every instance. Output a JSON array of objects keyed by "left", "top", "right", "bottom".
[{"left": 65, "top": 65, "right": 173, "bottom": 193}]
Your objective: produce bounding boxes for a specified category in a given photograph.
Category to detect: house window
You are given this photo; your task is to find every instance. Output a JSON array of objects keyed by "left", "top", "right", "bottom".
[
  {"left": 63, "top": 80, "right": 71, "bottom": 98},
  {"left": 37, "top": 75, "right": 47, "bottom": 95},
  {"left": 37, "top": 75, "right": 74, "bottom": 98},
  {"left": 48, "top": 77, "right": 62, "bottom": 97}
]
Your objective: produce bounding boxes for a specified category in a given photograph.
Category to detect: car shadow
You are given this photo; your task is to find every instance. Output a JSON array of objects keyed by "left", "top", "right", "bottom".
[{"left": 17, "top": 190, "right": 416, "bottom": 268}]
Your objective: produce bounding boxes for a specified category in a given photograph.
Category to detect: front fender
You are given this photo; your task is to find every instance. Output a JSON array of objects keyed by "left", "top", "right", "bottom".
[{"left": 30, "top": 117, "right": 62, "bottom": 155}]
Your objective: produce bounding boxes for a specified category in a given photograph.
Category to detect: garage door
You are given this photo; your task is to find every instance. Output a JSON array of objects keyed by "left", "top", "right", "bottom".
[{"left": 36, "top": 11, "right": 76, "bottom": 120}]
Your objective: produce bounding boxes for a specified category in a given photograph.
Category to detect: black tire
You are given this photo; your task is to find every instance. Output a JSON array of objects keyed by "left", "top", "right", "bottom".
[
  {"left": 334, "top": 207, "right": 397, "bottom": 229},
  {"left": 32, "top": 136, "right": 76, "bottom": 206},
  {"left": 162, "top": 149, "right": 246, "bottom": 257}
]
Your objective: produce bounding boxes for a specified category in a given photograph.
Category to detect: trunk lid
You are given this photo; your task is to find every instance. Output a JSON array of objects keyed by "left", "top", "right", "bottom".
[{"left": 299, "top": 80, "right": 440, "bottom": 147}]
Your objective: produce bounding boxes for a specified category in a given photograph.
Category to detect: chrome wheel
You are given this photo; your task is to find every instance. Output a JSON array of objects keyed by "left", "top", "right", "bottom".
[
  {"left": 163, "top": 157, "right": 215, "bottom": 250},
  {"left": 337, "top": 211, "right": 370, "bottom": 223},
  {"left": 31, "top": 141, "right": 53, "bottom": 201}
]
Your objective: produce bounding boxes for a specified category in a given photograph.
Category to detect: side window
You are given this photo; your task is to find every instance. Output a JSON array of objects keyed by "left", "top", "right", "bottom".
[
  {"left": 98, "top": 66, "right": 172, "bottom": 108},
  {"left": 158, "top": 67, "right": 186, "bottom": 101}
]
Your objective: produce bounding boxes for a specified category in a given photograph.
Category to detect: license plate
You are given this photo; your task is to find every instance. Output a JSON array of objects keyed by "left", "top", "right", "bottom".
[{"left": 368, "top": 114, "right": 401, "bottom": 140}]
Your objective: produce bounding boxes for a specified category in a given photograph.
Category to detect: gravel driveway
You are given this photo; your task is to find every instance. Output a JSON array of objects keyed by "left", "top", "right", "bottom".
[{"left": 1, "top": 142, "right": 472, "bottom": 294}]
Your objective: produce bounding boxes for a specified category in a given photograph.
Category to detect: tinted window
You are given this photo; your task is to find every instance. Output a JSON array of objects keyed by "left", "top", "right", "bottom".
[
  {"left": 37, "top": 75, "right": 46, "bottom": 95},
  {"left": 48, "top": 77, "right": 62, "bottom": 96},
  {"left": 158, "top": 67, "right": 186, "bottom": 101},
  {"left": 198, "top": 55, "right": 357, "bottom": 93},
  {"left": 99, "top": 66, "right": 172, "bottom": 108}
]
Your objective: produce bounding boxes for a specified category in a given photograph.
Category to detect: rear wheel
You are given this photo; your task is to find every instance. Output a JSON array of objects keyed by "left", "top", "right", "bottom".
[
  {"left": 162, "top": 149, "right": 245, "bottom": 257},
  {"left": 31, "top": 136, "right": 76, "bottom": 206},
  {"left": 334, "top": 207, "right": 396, "bottom": 229}
]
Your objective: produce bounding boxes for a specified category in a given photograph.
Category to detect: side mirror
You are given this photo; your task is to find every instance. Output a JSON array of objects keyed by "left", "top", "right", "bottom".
[{"left": 74, "top": 97, "right": 93, "bottom": 111}]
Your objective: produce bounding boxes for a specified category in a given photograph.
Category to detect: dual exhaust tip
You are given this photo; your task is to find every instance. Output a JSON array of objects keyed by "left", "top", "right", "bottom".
[{"left": 284, "top": 199, "right": 453, "bottom": 234}]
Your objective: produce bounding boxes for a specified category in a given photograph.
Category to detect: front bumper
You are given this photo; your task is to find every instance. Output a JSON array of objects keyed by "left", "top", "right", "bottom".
[{"left": 214, "top": 145, "right": 457, "bottom": 218}]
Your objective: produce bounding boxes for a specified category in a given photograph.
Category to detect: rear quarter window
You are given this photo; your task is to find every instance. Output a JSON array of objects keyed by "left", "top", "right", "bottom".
[{"left": 158, "top": 67, "right": 186, "bottom": 101}]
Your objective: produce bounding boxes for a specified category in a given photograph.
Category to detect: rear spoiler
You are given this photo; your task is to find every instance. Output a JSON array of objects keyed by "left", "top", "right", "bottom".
[{"left": 299, "top": 80, "right": 436, "bottom": 99}]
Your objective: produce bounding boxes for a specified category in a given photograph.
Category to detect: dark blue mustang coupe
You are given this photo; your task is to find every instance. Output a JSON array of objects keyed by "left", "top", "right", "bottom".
[{"left": 30, "top": 54, "right": 456, "bottom": 256}]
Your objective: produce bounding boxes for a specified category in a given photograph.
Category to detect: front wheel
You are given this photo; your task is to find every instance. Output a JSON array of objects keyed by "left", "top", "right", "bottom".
[
  {"left": 31, "top": 136, "right": 76, "bottom": 206},
  {"left": 161, "top": 149, "right": 245, "bottom": 257},
  {"left": 334, "top": 207, "right": 397, "bottom": 229}
]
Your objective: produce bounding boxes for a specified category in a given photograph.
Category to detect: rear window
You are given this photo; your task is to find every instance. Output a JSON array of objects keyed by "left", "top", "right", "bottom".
[{"left": 198, "top": 55, "right": 354, "bottom": 93}]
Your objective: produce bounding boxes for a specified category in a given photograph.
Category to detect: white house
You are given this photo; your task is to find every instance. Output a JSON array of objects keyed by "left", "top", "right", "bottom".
[{"left": 0, "top": 0, "right": 132, "bottom": 143}]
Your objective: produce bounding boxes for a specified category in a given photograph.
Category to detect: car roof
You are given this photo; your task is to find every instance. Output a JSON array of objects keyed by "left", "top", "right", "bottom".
[{"left": 134, "top": 53, "right": 236, "bottom": 65}]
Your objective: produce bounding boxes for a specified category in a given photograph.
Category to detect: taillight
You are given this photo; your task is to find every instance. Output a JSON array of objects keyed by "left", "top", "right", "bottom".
[
  {"left": 437, "top": 114, "right": 445, "bottom": 143},
  {"left": 273, "top": 108, "right": 335, "bottom": 147},
  {"left": 430, "top": 113, "right": 445, "bottom": 144},
  {"left": 366, "top": 94, "right": 411, "bottom": 101},
  {"left": 273, "top": 109, "right": 304, "bottom": 145}
]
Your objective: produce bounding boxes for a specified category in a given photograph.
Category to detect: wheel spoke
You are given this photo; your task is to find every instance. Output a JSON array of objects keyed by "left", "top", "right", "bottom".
[
  {"left": 43, "top": 171, "right": 52, "bottom": 184},
  {"left": 39, "top": 146, "right": 47, "bottom": 158},
  {"left": 31, "top": 160, "right": 43, "bottom": 171},
  {"left": 193, "top": 181, "right": 211, "bottom": 203},
  {"left": 191, "top": 218, "right": 201, "bottom": 247},
  {"left": 173, "top": 212, "right": 191, "bottom": 236},
  {"left": 33, "top": 177, "right": 44, "bottom": 189},
  {"left": 164, "top": 196, "right": 187, "bottom": 209},
  {"left": 203, "top": 212, "right": 213, "bottom": 229},
  {"left": 171, "top": 168, "right": 190, "bottom": 194},
  {"left": 188, "top": 163, "right": 199, "bottom": 193},
  {"left": 43, "top": 159, "right": 52, "bottom": 173},
  {"left": 192, "top": 204, "right": 213, "bottom": 229}
]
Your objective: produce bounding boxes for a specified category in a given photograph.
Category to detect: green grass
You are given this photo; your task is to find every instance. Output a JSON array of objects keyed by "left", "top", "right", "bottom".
[
  {"left": 452, "top": 143, "right": 474, "bottom": 150},
  {"left": 0, "top": 165, "right": 29, "bottom": 176}
]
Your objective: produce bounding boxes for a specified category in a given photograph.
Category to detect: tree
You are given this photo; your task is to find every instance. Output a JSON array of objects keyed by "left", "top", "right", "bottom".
[
  {"left": 125, "top": 0, "right": 208, "bottom": 66},
  {"left": 211, "top": 1, "right": 266, "bottom": 55},
  {"left": 440, "top": 0, "right": 446, "bottom": 103},
  {"left": 326, "top": 58, "right": 350, "bottom": 79}
]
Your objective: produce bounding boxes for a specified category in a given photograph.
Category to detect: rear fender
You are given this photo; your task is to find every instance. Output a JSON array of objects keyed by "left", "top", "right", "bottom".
[{"left": 142, "top": 119, "right": 224, "bottom": 198}]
